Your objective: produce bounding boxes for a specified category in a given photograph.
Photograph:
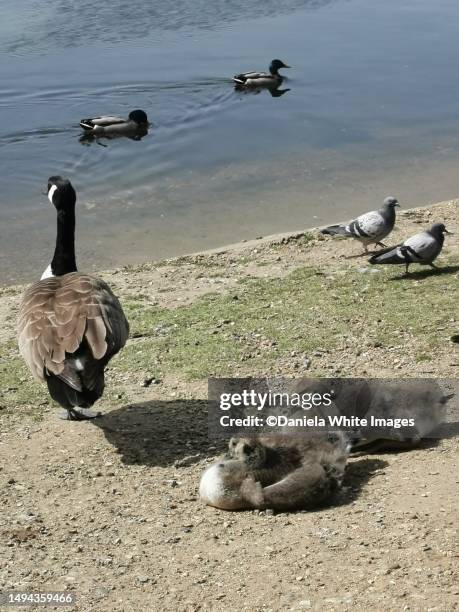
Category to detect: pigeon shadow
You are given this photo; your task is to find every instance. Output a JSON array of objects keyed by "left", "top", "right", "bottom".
[
  {"left": 343, "top": 252, "right": 369, "bottom": 260},
  {"left": 92, "top": 399, "right": 226, "bottom": 468},
  {"left": 388, "top": 264, "right": 459, "bottom": 281}
]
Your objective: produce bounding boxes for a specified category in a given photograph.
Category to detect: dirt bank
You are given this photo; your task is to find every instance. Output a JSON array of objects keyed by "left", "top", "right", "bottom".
[{"left": 0, "top": 201, "right": 458, "bottom": 611}]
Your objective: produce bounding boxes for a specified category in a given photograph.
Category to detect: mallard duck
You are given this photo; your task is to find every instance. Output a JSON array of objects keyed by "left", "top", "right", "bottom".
[
  {"left": 233, "top": 59, "right": 290, "bottom": 88},
  {"left": 79, "top": 109, "right": 149, "bottom": 138},
  {"left": 18, "top": 176, "right": 129, "bottom": 420}
]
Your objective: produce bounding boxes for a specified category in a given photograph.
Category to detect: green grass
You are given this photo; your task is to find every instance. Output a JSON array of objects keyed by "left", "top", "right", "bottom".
[
  {"left": 1, "top": 256, "right": 456, "bottom": 419},
  {"left": 116, "top": 259, "right": 458, "bottom": 380},
  {"left": 0, "top": 339, "right": 49, "bottom": 419}
]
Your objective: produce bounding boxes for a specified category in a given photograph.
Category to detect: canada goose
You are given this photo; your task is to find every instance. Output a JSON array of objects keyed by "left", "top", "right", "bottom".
[
  {"left": 369, "top": 223, "right": 453, "bottom": 274},
  {"left": 233, "top": 59, "right": 290, "bottom": 89},
  {"left": 79, "top": 109, "right": 149, "bottom": 139},
  {"left": 321, "top": 196, "right": 400, "bottom": 254},
  {"left": 18, "top": 176, "right": 129, "bottom": 420},
  {"left": 200, "top": 433, "right": 350, "bottom": 511}
]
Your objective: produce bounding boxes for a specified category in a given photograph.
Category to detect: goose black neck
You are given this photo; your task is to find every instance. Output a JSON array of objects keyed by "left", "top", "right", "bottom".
[
  {"left": 51, "top": 208, "right": 77, "bottom": 276},
  {"left": 270, "top": 66, "right": 279, "bottom": 76}
]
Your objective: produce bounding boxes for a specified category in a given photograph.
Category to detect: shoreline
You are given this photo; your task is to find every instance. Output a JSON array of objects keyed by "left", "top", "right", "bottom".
[
  {"left": 3, "top": 199, "right": 457, "bottom": 290},
  {"left": 183, "top": 200, "right": 459, "bottom": 260}
]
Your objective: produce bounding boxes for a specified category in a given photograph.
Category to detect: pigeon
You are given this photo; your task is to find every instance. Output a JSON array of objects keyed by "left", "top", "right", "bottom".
[
  {"left": 321, "top": 196, "right": 400, "bottom": 253},
  {"left": 369, "top": 223, "right": 452, "bottom": 274}
]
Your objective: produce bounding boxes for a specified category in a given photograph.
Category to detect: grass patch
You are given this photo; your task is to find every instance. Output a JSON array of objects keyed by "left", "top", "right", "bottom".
[
  {"left": 2, "top": 256, "right": 456, "bottom": 416},
  {"left": 0, "top": 339, "right": 49, "bottom": 420},
  {"left": 303, "top": 232, "right": 315, "bottom": 245},
  {"left": 115, "top": 259, "right": 458, "bottom": 380}
]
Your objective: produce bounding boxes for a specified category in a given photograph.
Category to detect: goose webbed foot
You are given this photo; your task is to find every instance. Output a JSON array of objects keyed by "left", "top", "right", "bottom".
[{"left": 59, "top": 407, "right": 102, "bottom": 421}]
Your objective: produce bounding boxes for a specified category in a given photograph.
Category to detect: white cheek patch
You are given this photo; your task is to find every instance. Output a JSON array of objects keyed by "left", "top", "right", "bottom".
[
  {"left": 48, "top": 184, "right": 58, "bottom": 204},
  {"left": 40, "top": 264, "right": 53, "bottom": 280}
]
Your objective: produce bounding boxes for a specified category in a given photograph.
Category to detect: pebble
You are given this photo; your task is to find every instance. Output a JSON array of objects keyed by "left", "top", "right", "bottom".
[{"left": 137, "top": 575, "right": 150, "bottom": 584}]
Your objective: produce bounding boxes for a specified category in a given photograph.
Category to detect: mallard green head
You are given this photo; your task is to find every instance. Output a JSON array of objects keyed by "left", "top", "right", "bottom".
[
  {"left": 128, "top": 110, "right": 149, "bottom": 125},
  {"left": 269, "top": 59, "right": 290, "bottom": 75}
]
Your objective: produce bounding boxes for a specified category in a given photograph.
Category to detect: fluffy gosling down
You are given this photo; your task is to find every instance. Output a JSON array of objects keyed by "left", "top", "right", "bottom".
[{"left": 200, "top": 434, "right": 350, "bottom": 511}]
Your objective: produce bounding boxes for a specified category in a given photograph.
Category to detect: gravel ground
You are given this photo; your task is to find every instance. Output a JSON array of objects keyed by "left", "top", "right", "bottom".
[{"left": 0, "top": 201, "right": 458, "bottom": 611}]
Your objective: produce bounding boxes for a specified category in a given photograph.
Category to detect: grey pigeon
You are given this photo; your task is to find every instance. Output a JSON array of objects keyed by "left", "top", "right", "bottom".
[
  {"left": 321, "top": 196, "right": 400, "bottom": 253},
  {"left": 369, "top": 223, "right": 452, "bottom": 274}
]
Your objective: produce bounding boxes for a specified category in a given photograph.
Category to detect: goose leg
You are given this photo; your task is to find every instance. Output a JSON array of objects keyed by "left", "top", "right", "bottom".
[
  {"left": 429, "top": 262, "right": 438, "bottom": 270},
  {"left": 376, "top": 241, "right": 387, "bottom": 248},
  {"left": 59, "top": 407, "right": 102, "bottom": 421}
]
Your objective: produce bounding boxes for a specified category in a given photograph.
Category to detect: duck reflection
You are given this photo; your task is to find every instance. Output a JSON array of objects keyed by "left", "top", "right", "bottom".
[{"left": 234, "top": 84, "right": 291, "bottom": 98}]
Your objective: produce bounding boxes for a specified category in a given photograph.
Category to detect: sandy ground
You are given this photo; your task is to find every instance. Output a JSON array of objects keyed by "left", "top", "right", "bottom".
[{"left": 0, "top": 201, "right": 458, "bottom": 611}]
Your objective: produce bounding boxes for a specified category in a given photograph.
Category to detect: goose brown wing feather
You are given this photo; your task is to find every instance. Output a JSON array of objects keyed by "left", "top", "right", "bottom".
[{"left": 18, "top": 272, "right": 129, "bottom": 382}]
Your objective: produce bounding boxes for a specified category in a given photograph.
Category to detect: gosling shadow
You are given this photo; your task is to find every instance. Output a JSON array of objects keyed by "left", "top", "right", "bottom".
[
  {"left": 93, "top": 399, "right": 226, "bottom": 468},
  {"left": 335, "top": 457, "right": 389, "bottom": 507}
]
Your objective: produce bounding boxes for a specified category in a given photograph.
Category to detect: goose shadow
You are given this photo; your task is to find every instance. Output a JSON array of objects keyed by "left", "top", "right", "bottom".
[
  {"left": 92, "top": 399, "right": 226, "bottom": 467},
  {"left": 388, "top": 264, "right": 459, "bottom": 281},
  {"left": 344, "top": 251, "right": 378, "bottom": 260}
]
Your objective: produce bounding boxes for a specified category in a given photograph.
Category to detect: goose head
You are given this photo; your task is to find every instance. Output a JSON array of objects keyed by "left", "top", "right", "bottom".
[
  {"left": 269, "top": 59, "right": 290, "bottom": 75},
  {"left": 47, "top": 176, "right": 76, "bottom": 211}
]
